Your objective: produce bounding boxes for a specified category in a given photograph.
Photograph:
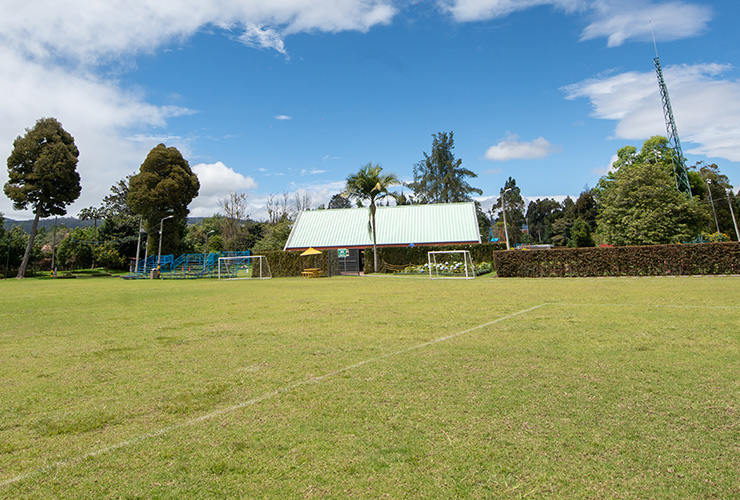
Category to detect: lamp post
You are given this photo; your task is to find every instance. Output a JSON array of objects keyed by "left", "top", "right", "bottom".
[
  {"left": 143, "top": 232, "right": 149, "bottom": 273},
  {"left": 727, "top": 189, "right": 740, "bottom": 241},
  {"left": 501, "top": 188, "right": 512, "bottom": 250},
  {"left": 204, "top": 230, "right": 214, "bottom": 267},
  {"left": 157, "top": 215, "right": 174, "bottom": 271}
]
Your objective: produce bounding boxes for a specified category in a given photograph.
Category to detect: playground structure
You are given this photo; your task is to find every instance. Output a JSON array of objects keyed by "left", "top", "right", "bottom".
[{"left": 128, "top": 250, "right": 251, "bottom": 279}]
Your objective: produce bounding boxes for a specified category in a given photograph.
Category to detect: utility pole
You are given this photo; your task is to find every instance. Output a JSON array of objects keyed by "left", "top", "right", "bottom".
[
  {"left": 501, "top": 187, "right": 512, "bottom": 250},
  {"left": 727, "top": 189, "right": 740, "bottom": 241},
  {"left": 134, "top": 216, "right": 143, "bottom": 273}
]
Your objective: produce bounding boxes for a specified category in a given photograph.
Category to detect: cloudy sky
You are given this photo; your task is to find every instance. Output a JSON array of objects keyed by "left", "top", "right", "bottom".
[{"left": 1, "top": 0, "right": 738, "bottom": 220}]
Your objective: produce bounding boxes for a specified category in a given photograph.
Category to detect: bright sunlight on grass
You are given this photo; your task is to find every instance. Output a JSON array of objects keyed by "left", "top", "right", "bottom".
[{"left": 1, "top": 275, "right": 739, "bottom": 498}]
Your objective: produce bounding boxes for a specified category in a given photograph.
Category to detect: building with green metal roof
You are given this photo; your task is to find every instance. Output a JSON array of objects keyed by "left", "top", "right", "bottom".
[{"left": 284, "top": 202, "right": 481, "bottom": 251}]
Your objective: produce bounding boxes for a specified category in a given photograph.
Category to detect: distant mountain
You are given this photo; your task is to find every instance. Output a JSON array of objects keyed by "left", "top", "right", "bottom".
[
  {"left": 3, "top": 217, "right": 95, "bottom": 232},
  {"left": 4, "top": 217, "right": 207, "bottom": 232}
]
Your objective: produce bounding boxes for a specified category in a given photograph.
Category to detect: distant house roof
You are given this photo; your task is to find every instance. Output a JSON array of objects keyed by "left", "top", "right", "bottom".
[{"left": 284, "top": 202, "right": 481, "bottom": 251}]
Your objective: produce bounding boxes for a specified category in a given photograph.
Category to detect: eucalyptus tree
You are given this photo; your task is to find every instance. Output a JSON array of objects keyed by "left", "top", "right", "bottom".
[
  {"left": 4, "top": 117, "right": 81, "bottom": 277},
  {"left": 344, "top": 163, "right": 400, "bottom": 272}
]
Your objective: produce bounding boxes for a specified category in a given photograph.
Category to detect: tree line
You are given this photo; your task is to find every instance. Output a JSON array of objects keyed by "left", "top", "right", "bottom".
[{"left": 3, "top": 118, "right": 738, "bottom": 277}]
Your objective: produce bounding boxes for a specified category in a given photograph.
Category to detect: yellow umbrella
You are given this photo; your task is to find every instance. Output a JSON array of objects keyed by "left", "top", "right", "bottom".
[{"left": 300, "top": 247, "right": 323, "bottom": 256}]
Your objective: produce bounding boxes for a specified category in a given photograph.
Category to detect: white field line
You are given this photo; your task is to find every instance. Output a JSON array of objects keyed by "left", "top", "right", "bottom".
[
  {"left": 0, "top": 303, "right": 548, "bottom": 489},
  {"left": 555, "top": 302, "right": 740, "bottom": 310}
]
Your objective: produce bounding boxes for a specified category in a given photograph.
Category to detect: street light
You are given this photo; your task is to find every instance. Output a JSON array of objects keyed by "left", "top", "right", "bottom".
[
  {"left": 501, "top": 187, "right": 512, "bottom": 250},
  {"left": 157, "top": 215, "right": 174, "bottom": 272}
]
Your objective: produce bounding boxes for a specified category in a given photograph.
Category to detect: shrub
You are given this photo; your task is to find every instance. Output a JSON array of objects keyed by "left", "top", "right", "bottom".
[{"left": 493, "top": 242, "right": 740, "bottom": 277}]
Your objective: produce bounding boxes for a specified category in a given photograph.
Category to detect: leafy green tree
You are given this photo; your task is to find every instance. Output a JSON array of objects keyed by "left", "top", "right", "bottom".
[
  {"left": 102, "top": 175, "right": 135, "bottom": 218},
  {"left": 568, "top": 218, "right": 595, "bottom": 247},
  {"left": 252, "top": 220, "right": 293, "bottom": 253},
  {"left": 93, "top": 242, "right": 126, "bottom": 270},
  {"left": 474, "top": 201, "right": 491, "bottom": 242},
  {"left": 409, "top": 131, "right": 482, "bottom": 204},
  {"left": 128, "top": 144, "right": 199, "bottom": 255},
  {"left": 56, "top": 226, "right": 96, "bottom": 269},
  {"left": 1, "top": 226, "right": 31, "bottom": 276},
  {"left": 694, "top": 163, "right": 739, "bottom": 240},
  {"left": 493, "top": 177, "right": 526, "bottom": 245},
  {"left": 595, "top": 143, "right": 703, "bottom": 245},
  {"left": 525, "top": 198, "right": 561, "bottom": 243},
  {"left": 600, "top": 136, "right": 688, "bottom": 196},
  {"left": 207, "top": 234, "right": 225, "bottom": 252},
  {"left": 344, "top": 163, "right": 400, "bottom": 272},
  {"left": 328, "top": 193, "right": 352, "bottom": 209},
  {"left": 574, "top": 190, "right": 598, "bottom": 231},
  {"left": 550, "top": 197, "right": 575, "bottom": 247},
  {"left": 4, "top": 118, "right": 81, "bottom": 277}
]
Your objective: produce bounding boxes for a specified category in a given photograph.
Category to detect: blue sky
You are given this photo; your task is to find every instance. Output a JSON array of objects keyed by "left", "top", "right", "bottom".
[{"left": 1, "top": 1, "right": 739, "bottom": 220}]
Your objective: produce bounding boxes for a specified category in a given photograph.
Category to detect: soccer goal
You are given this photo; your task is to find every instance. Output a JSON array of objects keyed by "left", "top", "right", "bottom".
[
  {"left": 218, "top": 255, "right": 272, "bottom": 280},
  {"left": 427, "top": 250, "right": 475, "bottom": 280}
]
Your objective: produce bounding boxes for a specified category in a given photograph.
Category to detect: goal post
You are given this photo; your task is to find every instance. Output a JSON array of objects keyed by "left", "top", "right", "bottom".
[
  {"left": 218, "top": 255, "right": 272, "bottom": 280},
  {"left": 427, "top": 250, "right": 475, "bottom": 280}
]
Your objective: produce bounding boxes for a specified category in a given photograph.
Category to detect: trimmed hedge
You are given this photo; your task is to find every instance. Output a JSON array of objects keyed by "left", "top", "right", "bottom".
[
  {"left": 264, "top": 243, "right": 506, "bottom": 276},
  {"left": 492, "top": 242, "right": 740, "bottom": 277},
  {"left": 262, "top": 250, "right": 327, "bottom": 277},
  {"left": 365, "top": 243, "right": 506, "bottom": 273}
]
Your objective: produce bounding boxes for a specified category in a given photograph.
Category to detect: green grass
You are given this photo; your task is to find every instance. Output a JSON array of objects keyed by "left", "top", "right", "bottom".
[{"left": 1, "top": 275, "right": 739, "bottom": 498}]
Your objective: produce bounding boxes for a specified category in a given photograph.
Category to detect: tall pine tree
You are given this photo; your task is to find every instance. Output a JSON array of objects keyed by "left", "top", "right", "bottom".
[{"left": 409, "top": 132, "right": 482, "bottom": 204}]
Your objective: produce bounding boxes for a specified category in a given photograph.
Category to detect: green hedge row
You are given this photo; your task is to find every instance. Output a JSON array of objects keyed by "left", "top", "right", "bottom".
[
  {"left": 492, "top": 242, "right": 740, "bottom": 277},
  {"left": 262, "top": 250, "right": 327, "bottom": 277},
  {"left": 264, "top": 243, "right": 506, "bottom": 276},
  {"left": 365, "top": 243, "right": 506, "bottom": 273}
]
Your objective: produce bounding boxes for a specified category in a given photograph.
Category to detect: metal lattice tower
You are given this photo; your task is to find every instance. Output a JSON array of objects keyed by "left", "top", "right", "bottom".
[
  {"left": 654, "top": 57, "right": 692, "bottom": 196},
  {"left": 651, "top": 22, "right": 692, "bottom": 197}
]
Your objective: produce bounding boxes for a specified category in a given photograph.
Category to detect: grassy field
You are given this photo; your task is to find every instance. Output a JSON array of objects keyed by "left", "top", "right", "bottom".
[{"left": 0, "top": 274, "right": 739, "bottom": 499}]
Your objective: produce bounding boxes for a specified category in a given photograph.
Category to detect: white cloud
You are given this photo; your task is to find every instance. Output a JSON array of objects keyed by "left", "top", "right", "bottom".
[
  {"left": 0, "top": 46, "right": 192, "bottom": 218},
  {"left": 592, "top": 154, "right": 619, "bottom": 176},
  {"left": 564, "top": 63, "right": 740, "bottom": 162},
  {"left": 0, "top": 1, "right": 396, "bottom": 218},
  {"left": 239, "top": 25, "right": 287, "bottom": 55},
  {"left": 0, "top": 1, "right": 397, "bottom": 64},
  {"left": 439, "top": 1, "right": 711, "bottom": 46},
  {"left": 274, "top": 115, "right": 292, "bottom": 121},
  {"left": 190, "top": 162, "right": 258, "bottom": 217},
  {"left": 581, "top": 2, "right": 712, "bottom": 47},
  {"left": 242, "top": 180, "right": 346, "bottom": 221},
  {"left": 484, "top": 133, "right": 558, "bottom": 161},
  {"left": 440, "top": 0, "right": 586, "bottom": 22}
]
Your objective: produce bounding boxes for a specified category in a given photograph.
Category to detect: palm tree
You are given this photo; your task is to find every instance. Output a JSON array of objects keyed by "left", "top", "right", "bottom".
[{"left": 344, "top": 163, "right": 400, "bottom": 272}]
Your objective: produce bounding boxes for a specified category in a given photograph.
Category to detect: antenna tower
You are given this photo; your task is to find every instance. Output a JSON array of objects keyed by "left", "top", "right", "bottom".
[{"left": 650, "top": 21, "right": 692, "bottom": 197}]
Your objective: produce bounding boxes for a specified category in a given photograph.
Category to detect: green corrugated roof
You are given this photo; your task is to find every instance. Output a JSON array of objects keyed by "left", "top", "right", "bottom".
[{"left": 284, "top": 202, "right": 481, "bottom": 251}]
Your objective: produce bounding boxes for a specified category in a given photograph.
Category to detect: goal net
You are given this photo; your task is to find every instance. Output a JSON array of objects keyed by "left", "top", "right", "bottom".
[
  {"left": 218, "top": 255, "right": 272, "bottom": 280},
  {"left": 427, "top": 250, "right": 475, "bottom": 280}
]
